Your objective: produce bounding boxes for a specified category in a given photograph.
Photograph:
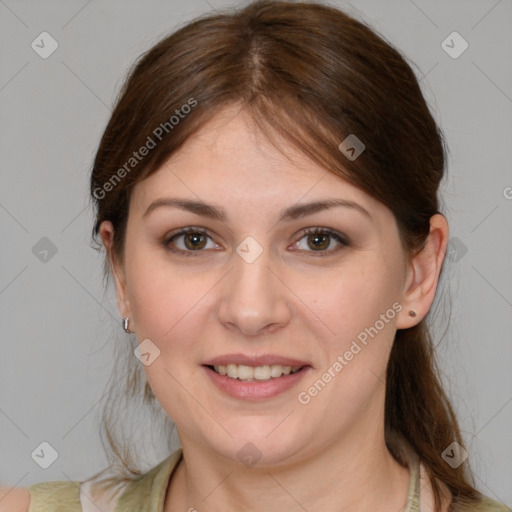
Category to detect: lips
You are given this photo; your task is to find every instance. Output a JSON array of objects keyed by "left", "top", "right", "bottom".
[
  {"left": 202, "top": 353, "right": 311, "bottom": 368},
  {"left": 201, "top": 353, "right": 312, "bottom": 400}
]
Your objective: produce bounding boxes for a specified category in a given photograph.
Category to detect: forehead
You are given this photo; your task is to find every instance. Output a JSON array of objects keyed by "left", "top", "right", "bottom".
[{"left": 130, "top": 106, "right": 386, "bottom": 220}]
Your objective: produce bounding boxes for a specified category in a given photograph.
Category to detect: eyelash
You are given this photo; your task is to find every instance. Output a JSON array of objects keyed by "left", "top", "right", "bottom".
[{"left": 162, "top": 226, "right": 349, "bottom": 258}]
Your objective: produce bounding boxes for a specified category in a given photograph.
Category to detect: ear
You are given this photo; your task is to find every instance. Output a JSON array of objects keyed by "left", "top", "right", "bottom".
[
  {"left": 396, "top": 214, "right": 449, "bottom": 329},
  {"left": 99, "top": 221, "right": 134, "bottom": 329}
]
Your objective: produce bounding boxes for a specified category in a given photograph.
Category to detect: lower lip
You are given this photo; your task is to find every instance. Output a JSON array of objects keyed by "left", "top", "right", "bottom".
[{"left": 202, "top": 365, "right": 311, "bottom": 400}]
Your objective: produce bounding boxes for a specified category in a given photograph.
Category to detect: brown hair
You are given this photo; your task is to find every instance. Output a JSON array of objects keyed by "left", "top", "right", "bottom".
[{"left": 89, "top": 1, "right": 485, "bottom": 509}]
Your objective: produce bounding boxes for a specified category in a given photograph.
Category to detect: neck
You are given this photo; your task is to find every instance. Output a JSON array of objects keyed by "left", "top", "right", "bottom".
[{"left": 165, "top": 427, "right": 411, "bottom": 512}]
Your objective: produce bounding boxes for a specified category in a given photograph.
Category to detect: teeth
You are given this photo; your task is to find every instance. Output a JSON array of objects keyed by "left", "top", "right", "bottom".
[
  {"left": 226, "top": 364, "right": 238, "bottom": 378},
  {"left": 212, "top": 364, "right": 302, "bottom": 381},
  {"left": 254, "top": 365, "right": 271, "bottom": 380},
  {"left": 238, "top": 365, "right": 254, "bottom": 380},
  {"left": 270, "top": 364, "right": 283, "bottom": 378}
]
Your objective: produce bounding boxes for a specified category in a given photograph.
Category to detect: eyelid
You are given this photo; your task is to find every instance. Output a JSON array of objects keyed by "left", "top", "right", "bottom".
[
  {"left": 162, "top": 226, "right": 219, "bottom": 256},
  {"left": 290, "top": 227, "right": 349, "bottom": 257}
]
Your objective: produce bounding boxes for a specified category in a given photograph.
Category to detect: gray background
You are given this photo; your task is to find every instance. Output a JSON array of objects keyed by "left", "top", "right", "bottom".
[{"left": 1, "top": 0, "right": 511, "bottom": 506}]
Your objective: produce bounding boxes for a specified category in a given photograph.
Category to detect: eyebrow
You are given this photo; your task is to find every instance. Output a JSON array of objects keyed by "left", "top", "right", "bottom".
[{"left": 142, "top": 197, "right": 371, "bottom": 222}]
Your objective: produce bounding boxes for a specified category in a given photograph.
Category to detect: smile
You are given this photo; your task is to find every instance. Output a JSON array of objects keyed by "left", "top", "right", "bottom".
[
  {"left": 209, "top": 364, "right": 303, "bottom": 381},
  {"left": 202, "top": 364, "right": 311, "bottom": 400}
]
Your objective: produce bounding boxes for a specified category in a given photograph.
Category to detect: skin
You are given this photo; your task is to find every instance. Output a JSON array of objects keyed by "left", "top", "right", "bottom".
[{"left": 98, "top": 105, "right": 449, "bottom": 512}]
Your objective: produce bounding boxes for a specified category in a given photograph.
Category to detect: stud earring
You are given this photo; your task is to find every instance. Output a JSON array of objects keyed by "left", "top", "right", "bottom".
[
  {"left": 408, "top": 310, "right": 417, "bottom": 318},
  {"left": 122, "top": 317, "right": 132, "bottom": 333}
]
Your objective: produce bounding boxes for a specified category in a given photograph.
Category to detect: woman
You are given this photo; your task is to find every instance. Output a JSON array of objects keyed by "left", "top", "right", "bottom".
[{"left": 2, "top": 1, "right": 510, "bottom": 511}]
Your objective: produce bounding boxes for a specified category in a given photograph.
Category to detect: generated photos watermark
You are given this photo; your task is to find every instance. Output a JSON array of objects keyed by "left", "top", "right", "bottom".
[
  {"left": 93, "top": 98, "right": 197, "bottom": 200},
  {"left": 297, "top": 301, "right": 403, "bottom": 404}
]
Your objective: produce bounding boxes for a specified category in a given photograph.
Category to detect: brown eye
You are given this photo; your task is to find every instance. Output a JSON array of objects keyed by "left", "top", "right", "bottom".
[
  {"left": 183, "top": 232, "right": 207, "bottom": 250},
  {"left": 164, "top": 227, "right": 218, "bottom": 256},
  {"left": 306, "top": 232, "right": 330, "bottom": 251},
  {"left": 294, "top": 228, "right": 349, "bottom": 256}
]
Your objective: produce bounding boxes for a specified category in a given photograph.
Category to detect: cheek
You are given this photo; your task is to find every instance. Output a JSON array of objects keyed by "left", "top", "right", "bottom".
[
  {"left": 297, "top": 261, "right": 402, "bottom": 417},
  {"left": 124, "top": 249, "right": 206, "bottom": 341},
  {"left": 307, "top": 258, "right": 401, "bottom": 347},
  {"left": 124, "top": 259, "right": 210, "bottom": 420}
]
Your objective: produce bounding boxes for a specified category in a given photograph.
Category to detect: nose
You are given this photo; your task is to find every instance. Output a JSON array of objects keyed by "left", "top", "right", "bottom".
[{"left": 217, "top": 245, "right": 291, "bottom": 337}]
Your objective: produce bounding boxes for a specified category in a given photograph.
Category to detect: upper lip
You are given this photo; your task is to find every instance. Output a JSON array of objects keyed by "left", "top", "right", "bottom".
[{"left": 203, "top": 354, "right": 311, "bottom": 368}]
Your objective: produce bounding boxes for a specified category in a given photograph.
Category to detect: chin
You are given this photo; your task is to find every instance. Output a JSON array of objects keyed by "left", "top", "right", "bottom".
[{"left": 207, "top": 420, "right": 306, "bottom": 468}]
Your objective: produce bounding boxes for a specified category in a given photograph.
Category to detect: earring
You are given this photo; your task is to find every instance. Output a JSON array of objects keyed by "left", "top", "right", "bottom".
[
  {"left": 122, "top": 317, "right": 132, "bottom": 333},
  {"left": 408, "top": 310, "right": 417, "bottom": 318}
]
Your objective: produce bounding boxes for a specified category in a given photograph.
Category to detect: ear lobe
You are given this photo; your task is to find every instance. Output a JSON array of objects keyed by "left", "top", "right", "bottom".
[
  {"left": 99, "top": 221, "right": 132, "bottom": 322},
  {"left": 396, "top": 214, "right": 449, "bottom": 329}
]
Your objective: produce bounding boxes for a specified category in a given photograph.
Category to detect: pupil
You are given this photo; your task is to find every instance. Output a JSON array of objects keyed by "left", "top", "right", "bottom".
[
  {"left": 185, "top": 233, "right": 206, "bottom": 250},
  {"left": 309, "top": 234, "right": 329, "bottom": 250}
]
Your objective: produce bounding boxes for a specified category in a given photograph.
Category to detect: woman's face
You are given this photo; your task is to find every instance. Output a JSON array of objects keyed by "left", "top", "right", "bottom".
[{"left": 107, "top": 106, "right": 415, "bottom": 467}]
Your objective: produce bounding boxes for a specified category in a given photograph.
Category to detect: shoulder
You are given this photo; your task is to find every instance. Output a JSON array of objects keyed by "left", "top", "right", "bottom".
[
  {"left": 1, "top": 480, "right": 89, "bottom": 511},
  {"left": 1, "top": 450, "right": 183, "bottom": 512},
  {"left": 115, "top": 449, "right": 183, "bottom": 508},
  {"left": 0, "top": 486, "right": 30, "bottom": 512},
  {"left": 418, "top": 464, "right": 511, "bottom": 512},
  {"left": 26, "top": 478, "right": 123, "bottom": 512},
  {"left": 27, "top": 481, "right": 81, "bottom": 511},
  {"left": 470, "top": 495, "right": 512, "bottom": 512}
]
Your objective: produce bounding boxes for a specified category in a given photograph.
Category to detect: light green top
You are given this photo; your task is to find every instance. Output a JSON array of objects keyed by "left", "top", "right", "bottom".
[{"left": 27, "top": 447, "right": 511, "bottom": 511}]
